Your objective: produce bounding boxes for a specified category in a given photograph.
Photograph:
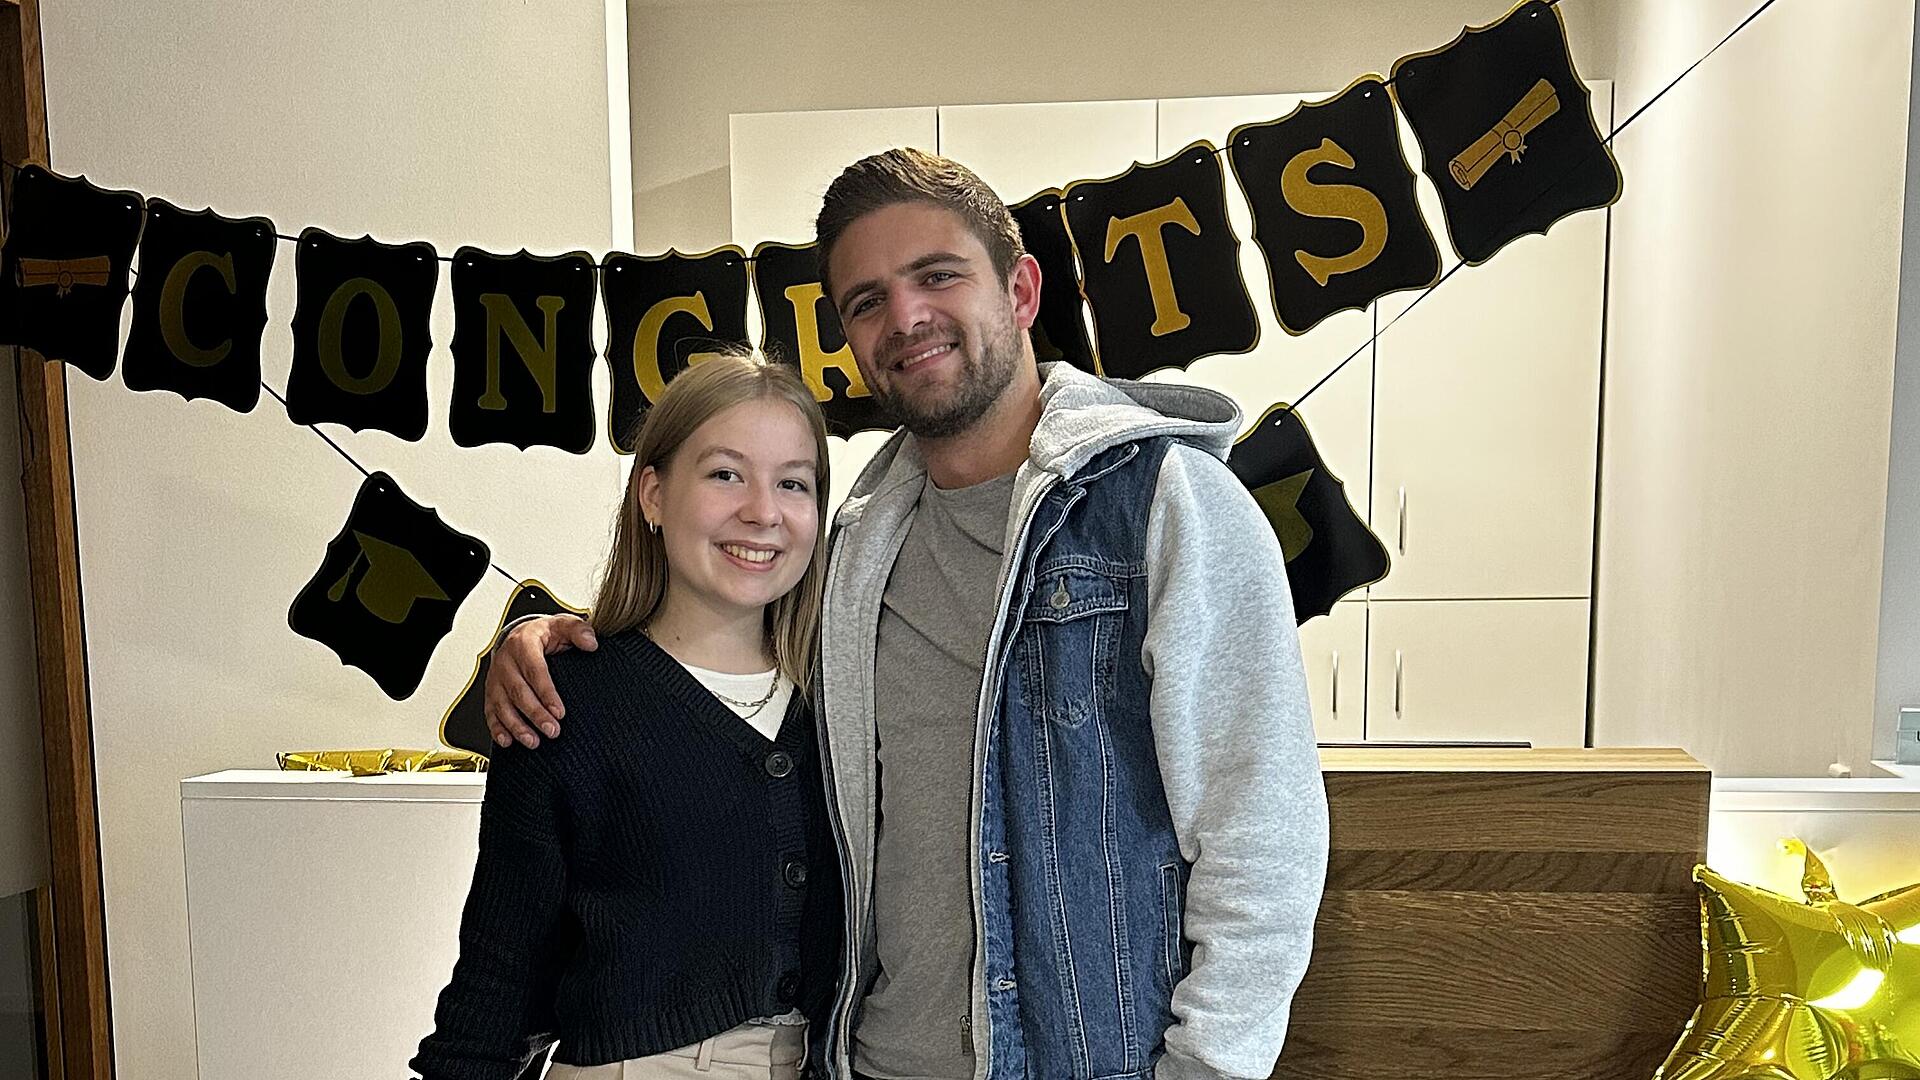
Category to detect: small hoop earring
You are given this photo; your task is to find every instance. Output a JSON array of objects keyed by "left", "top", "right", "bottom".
[{"left": 648, "top": 520, "right": 659, "bottom": 534}]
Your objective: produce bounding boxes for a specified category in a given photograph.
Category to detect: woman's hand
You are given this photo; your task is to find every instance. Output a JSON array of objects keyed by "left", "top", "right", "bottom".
[{"left": 484, "top": 615, "right": 598, "bottom": 748}]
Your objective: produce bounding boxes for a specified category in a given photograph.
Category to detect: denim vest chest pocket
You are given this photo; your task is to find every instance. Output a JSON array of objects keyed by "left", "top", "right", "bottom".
[{"left": 1017, "top": 561, "right": 1130, "bottom": 729}]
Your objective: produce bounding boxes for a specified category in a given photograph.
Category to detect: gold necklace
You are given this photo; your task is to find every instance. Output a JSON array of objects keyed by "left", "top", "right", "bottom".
[
  {"left": 711, "top": 672, "right": 781, "bottom": 717},
  {"left": 643, "top": 622, "right": 780, "bottom": 717}
]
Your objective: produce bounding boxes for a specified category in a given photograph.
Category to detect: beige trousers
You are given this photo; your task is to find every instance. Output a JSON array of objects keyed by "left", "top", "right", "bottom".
[{"left": 545, "top": 1022, "right": 807, "bottom": 1080}]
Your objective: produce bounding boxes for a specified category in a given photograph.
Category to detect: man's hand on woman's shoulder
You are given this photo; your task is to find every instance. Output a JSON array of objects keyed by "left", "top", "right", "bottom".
[{"left": 485, "top": 614, "right": 597, "bottom": 749}]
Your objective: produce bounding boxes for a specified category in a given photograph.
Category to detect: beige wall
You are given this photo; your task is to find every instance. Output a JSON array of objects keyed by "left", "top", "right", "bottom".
[
  {"left": 39, "top": 4, "right": 617, "bottom": 1077},
  {"left": 1592, "top": 0, "right": 1914, "bottom": 776},
  {"left": 625, "top": 0, "right": 1614, "bottom": 253}
]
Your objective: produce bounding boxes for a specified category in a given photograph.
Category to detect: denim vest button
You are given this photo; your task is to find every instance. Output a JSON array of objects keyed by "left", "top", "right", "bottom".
[
  {"left": 1049, "top": 577, "right": 1071, "bottom": 609},
  {"left": 782, "top": 859, "right": 808, "bottom": 888},
  {"left": 764, "top": 750, "right": 794, "bottom": 777},
  {"left": 776, "top": 972, "right": 800, "bottom": 1002},
  {"left": 993, "top": 977, "right": 1017, "bottom": 991}
]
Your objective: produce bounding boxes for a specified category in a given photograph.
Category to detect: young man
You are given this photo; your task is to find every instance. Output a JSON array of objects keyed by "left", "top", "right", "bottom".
[{"left": 486, "top": 149, "right": 1328, "bottom": 1080}]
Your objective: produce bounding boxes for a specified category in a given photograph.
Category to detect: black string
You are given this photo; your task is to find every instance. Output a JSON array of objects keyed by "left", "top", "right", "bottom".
[
  {"left": 1291, "top": 0, "right": 1780, "bottom": 411},
  {"left": 111, "top": 264, "right": 525, "bottom": 587},
  {"left": 254, "top": 380, "right": 522, "bottom": 588},
  {"left": 0, "top": 0, "right": 1779, "bottom": 438}
]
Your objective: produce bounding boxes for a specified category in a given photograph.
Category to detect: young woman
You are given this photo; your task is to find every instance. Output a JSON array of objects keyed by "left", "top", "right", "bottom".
[{"left": 412, "top": 350, "right": 842, "bottom": 1080}]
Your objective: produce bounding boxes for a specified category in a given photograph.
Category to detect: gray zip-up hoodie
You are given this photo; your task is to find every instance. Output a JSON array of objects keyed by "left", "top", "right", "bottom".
[{"left": 815, "top": 362, "right": 1330, "bottom": 1080}]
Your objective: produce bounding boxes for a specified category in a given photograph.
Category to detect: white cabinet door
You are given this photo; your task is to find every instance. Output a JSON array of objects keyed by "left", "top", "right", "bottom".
[
  {"left": 935, "top": 99, "right": 1157, "bottom": 206},
  {"left": 1369, "top": 83, "right": 1609, "bottom": 601},
  {"left": 1364, "top": 598, "right": 1589, "bottom": 747},
  {"left": 1297, "top": 600, "right": 1366, "bottom": 742},
  {"left": 1146, "top": 92, "right": 1373, "bottom": 539},
  {"left": 729, "top": 106, "right": 939, "bottom": 245}
]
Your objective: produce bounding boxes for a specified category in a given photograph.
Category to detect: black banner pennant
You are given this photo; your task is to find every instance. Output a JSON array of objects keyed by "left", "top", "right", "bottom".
[
  {"left": 1009, "top": 189, "right": 1097, "bottom": 374},
  {"left": 289, "top": 472, "right": 491, "bottom": 700},
  {"left": 449, "top": 247, "right": 599, "bottom": 452},
  {"left": 603, "top": 247, "right": 751, "bottom": 454},
  {"left": 0, "top": 166, "right": 144, "bottom": 380},
  {"left": 1228, "top": 404, "right": 1389, "bottom": 623},
  {"left": 1228, "top": 78, "right": 1441, "bottom": 336},
  {"left": 285, "top": 228, "right": 438, "bottom": 440},
  {"left": 121, "top": 200, "right": 276, "bottom": 411},
  {"left": 439, "top": 578, "right": 588, "bottom": 756},
  {"left": 1391, "top": 0, "right": 1621, "bottom": 265},
  {"left": 1063, "top": 143, "right": 1259, "bottom": 379},
  {"left": 753, "top": 241, "right": 887, "bottom": 437}
]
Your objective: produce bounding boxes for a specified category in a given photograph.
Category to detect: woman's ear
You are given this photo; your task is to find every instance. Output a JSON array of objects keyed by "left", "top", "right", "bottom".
[{"left": 636, "top": 464, "right": 663, "bottom": 531}]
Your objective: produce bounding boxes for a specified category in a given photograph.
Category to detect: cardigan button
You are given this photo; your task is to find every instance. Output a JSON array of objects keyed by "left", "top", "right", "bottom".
[
  {"left": 764, "top": 750, "right": 795, "bottom": 778},
  {"left": 782, "top": 859, "right": 808, "bottom": 888},
  {"left": 776, "top": 972, "right": 800, "bottom": 1002}
]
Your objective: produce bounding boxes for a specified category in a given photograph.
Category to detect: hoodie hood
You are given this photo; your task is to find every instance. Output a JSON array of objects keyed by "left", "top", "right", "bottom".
[{"left": 837, "top": 362, "right": 1241, "bottom": 526}]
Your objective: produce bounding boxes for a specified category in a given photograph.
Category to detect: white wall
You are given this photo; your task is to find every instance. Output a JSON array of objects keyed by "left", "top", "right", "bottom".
[
  {"left": 625, "top": 0, "right": 1614, "bottom": 253},
  {"left": 1875, "top": 7, "right": 1920, "bottom": 765},
  {"left": 1592, "top": 0, "right": 1914, "bottom": 776},
  {"left": 0, "top": 345, "right": 47, "bottom": 900},
  {"left": 39, "top": 5, "right": 618, "bottom": 1077}
]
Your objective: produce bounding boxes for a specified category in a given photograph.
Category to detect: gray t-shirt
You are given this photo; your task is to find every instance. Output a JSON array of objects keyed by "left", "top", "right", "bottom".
[{"left": 852, "top": 471, "right": 1015, "bottom": 1080}]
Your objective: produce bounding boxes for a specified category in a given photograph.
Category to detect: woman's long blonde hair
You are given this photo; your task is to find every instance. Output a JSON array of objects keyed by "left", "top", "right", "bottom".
[{"left": 591, "top": 348, "right": 829, "bottom": 693}]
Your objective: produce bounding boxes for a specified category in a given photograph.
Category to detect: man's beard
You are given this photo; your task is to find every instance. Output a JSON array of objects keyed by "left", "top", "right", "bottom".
[{"left": 870, "top": 308, "right": 1024, "bottom": 440}]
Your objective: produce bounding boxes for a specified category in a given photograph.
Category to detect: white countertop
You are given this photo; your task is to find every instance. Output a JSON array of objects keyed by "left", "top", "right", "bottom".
[{"left": 181, "top": 769, "right": 485, "bottom": 802}]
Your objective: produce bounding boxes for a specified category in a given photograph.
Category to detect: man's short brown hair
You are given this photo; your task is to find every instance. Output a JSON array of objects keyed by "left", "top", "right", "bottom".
[{"left": 815, "top": 148, "right": 1026, "bottom": 306}]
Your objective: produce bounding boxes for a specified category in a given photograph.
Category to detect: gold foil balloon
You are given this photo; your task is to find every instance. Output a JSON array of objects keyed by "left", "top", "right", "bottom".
[{"left": 1653, "top": 841, "right": 1920, "bottom": 1079}]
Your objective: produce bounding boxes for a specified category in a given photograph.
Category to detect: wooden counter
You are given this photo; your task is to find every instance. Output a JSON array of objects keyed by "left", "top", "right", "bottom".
[{"left": 1274, "top": 747, "right": 1709, "bottom": 1080}]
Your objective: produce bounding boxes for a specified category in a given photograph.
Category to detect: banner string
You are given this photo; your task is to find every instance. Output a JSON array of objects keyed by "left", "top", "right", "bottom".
[
  {"left": 0, "top": 0, "right": 1776, "bottom": 531},
  {"left": 107, "top": 258, "right": 528, "bottom": 589},
  {"left": 1290, "top": 0, "right": 1779, "bottom": 411}
]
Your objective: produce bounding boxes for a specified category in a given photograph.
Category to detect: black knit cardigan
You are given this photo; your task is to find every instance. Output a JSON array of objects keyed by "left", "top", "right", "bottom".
[{"left": 412, "top": 629, "right": 843, "bottom": 1078}]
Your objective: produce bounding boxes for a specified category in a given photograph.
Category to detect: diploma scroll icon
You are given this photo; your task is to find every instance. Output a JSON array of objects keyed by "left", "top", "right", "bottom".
[
  {"left": 17, "top": 255, "right": 112, "bottom": 298},
  {"left": 1450, "top": 78, "right": 1560, "bottom": 190}
]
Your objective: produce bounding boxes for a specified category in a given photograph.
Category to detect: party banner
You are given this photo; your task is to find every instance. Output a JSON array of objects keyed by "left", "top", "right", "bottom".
[
  {"left": 752, "top": 240, "right": 884, "bottom": 436},
  {"left": 1391, "top": 0, "right": 1621, "bottom": 265},
  {"left": 448, "top": 247, "right": 600, "bottom": 452},
  {"left": 0, "top": 0, "right": 1639, "bottom": 702},
  {"left": 0, "top": 166, "right": 144, "bottom": 380},
  {"left": 1228, "top": 403, "right": 1389, "bottom": 621},
  {"left": 1063, "top": 143, "right": 1260, "bottom": 378},
  {"left": 602, "top": 246, "right": 752, "bottom": 454},
  {"left": 121, "top": 200, "right": 276, "bottom": 411},
  {"left": 288, "top": 471, "right": 490, "bottom": 700},
  {"left": 1228, "top": 78, "right": 1440, "bottom": 336},
  {"left": 285, "top": 228, "right": 439, "bottom": 440}
]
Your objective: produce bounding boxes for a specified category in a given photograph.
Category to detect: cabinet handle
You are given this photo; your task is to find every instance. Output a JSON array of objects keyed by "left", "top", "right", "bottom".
[
  {"left": 1330, "top": 651, "right": 1340, "bottom": 719},
  {"left": 1393, "top": 649, "right": 1404, "bottom": 719},
  {"left": 1397, "top": 486, "right": 1407, "bottom": 554}
]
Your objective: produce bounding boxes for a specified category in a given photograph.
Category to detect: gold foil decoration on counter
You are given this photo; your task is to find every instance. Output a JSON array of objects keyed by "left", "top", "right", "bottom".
[
  {"left": 1652, "top": 839, "right": 1920, "bottom": 1079},
  {"left": 276, "top": 748, "right": 488, "bottom": 776}
]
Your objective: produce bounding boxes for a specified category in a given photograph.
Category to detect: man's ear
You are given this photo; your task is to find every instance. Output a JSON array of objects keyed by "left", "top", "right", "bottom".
[{"left": 1008, "top": 253, "right": 1043, "bottom": 332}]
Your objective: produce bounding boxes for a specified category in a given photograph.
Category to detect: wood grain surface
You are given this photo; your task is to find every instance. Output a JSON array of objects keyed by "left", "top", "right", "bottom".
[{"left": 1273, "top": 747, "right": 1709, "bottom": 1079}]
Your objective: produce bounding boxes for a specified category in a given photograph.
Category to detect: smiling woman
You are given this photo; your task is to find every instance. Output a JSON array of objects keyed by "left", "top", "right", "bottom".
[{"left": 412, "top": 349, "right": 842, "bottom": 1080}]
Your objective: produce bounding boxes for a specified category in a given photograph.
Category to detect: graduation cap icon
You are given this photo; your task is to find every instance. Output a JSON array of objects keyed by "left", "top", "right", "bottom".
[
  {"left": 290, "top": 473, "right": 490, "bottom": 699},
  {"left": 439, "top": 579, "right": 588, "bottom": 756},
  {"left": 1250, "top": 469, "right": 1315, "bottom": 562},
  {"left": 328, "top": 531, "right": 452, "bottom": 624},
  {"left": 1228, "top": 404, "right": 1390, "bottom": 623}
]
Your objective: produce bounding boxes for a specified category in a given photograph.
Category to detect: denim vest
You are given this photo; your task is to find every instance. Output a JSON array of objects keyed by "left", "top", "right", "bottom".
[{"left": 978, "top": 435, "right": 1189, "bottom": 1080}]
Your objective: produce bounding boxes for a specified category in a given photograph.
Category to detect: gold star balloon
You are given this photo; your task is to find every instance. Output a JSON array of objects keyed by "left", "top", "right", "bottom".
[{"left": 1653, "top": 840, "right": 1920, "bottom": 1079}]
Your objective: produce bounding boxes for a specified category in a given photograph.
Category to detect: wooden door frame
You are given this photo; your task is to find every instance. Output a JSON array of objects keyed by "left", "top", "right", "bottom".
[{"left": 1, "top": 0, "right": 116, "bottom": 1077}]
